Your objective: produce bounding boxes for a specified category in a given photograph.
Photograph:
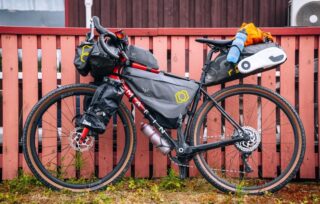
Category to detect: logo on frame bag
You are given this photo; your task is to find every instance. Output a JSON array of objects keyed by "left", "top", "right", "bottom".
[{"left": 175, "top": 90, "right": 190, "bottom": 104}]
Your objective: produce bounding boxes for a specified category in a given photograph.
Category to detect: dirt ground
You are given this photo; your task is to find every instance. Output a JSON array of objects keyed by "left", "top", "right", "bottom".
[{"left": 0, "top": 174, "right": 319, "bottom": 204}]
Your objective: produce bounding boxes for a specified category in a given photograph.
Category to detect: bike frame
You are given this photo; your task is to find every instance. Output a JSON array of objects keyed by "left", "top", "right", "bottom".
[
  {"left": 120, "top": 49, "right": 247, "bottom": 157},
  {"left": 80, "top": 49, "right": 248, "bottom": 158}
]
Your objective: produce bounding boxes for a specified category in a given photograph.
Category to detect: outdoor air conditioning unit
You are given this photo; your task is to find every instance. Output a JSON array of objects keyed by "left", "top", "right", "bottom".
[{"left": 289, "top": 0, "right": 320, "bottom": 26}]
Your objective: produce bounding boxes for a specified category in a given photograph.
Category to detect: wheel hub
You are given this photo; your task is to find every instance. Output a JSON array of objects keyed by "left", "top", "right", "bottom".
[
  {"left": 69, "top": 127, "right": 94, "bottom": 152},
  {"left": 232, "top": 126, "right": 261, "bottom": 153}
]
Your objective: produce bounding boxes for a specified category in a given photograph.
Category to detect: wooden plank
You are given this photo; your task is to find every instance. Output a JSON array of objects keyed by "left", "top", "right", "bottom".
[
  {"left": 148, "top": 0, "right": 158, "bottom": 27},
  {"left": 98, "top": 122, "right": 114, "bottom": 178},
  {"left": 1, "top": 35, "right": 19, "bottom": 179},
  {"left": 210, "top": 0, "right": 225, "bottom": 27},
  {"left": 179, "top": 0, "right": 189, "bottom": 27},
  {"left": 280, "top": 36, "right": 295, "bottom": 173},
  {"left": 1, "top": 27, "right": 320, "bottom": 37},
  {"left": 171, "top": 36, "right": 186, "bottom": 77},
  {"left": 116, "top": 0, "right": 126, "bottom": 27},
  {"left": 77, "top": 36, "right": 95, "bottom": 178},
  {"left": 224, "top": 80, "right": 240, "bottom": 178},
  {"left": 170, "top": 36, "right": 186, "bottom": 174},
  {"left": 100, "top": 0, "right": 111, "bottom": 27},
  {"left": 227, "top": 0, "right": 243, "bottom": 27},
  {"left": 22, "top": 35, "right": 38, "bottom": 174},
  {"left": 206, "top": 85, "right": 222, "bottom": 174},
  {"left": 243, "top": 74, "right": 259, "bottom": 178},
  {"left": 117, "top": 98, "right": 131, "bottom": 177},
  {"left": 243, "top": 0, "right": 254, "bottom": 22},
  {"left": 188, "top": 36, "right": 204, "bottom": 176},
  {"left": 299, "top": 36, "right": 315, "bottom": 178},
  {"left": 163, "top": 0, "right": 174, "bottom": 27},
  {"left": 41, "top": 35, "right": 58, "bottom": 174},
  {"left": 157, "top": 0, "right": 164, "bottom": 27},
  {"left": 152, "top": 36, "right": 168, "bottom": 177},
  {"left": 132, "top": 0, "right": 143, "bottom": 27},
  {"left": 60, "top": 36, "right": 76, "bottom": 178},
  {"left": 134, "top": 37, "right": 150, "bottom": 178},
  {"left": 261, "top": 68, "right": 277, "bottom": 178},
  {"left": 194, "top": 0, "right": 205, "bottom": 27},
  {"left": 206, "top": 36, "right": 222, "bottom": 174},
  {"left": 188, "top": 37, "right": 203, "bottom": 81}
]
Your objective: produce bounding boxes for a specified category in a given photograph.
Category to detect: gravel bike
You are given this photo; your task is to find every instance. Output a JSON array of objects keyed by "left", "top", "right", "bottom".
[{"left": 23, "top": 17, "right": 305, "bottom": 194}]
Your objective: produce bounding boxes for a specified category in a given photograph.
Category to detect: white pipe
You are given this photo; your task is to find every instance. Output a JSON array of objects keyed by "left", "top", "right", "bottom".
[{"left": 84, "top": 0, "right": 93, "bottom": 28}]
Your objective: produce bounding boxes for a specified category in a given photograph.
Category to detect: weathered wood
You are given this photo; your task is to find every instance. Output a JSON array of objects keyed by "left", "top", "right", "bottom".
[
  {"left": 60, "top": 36, "right": 77, "bottom": 178},
  {"left": 41, "top": 35, "right": 58, "bottom": 175},
  {"left": 224, "top": 80, "right": 240, "bottom": 178},
  {"left": 298, "top": 36, "right": 315, "bottom": 179},
  {"left": 280, "top": 36, "right": 296, "bottom": 174},
  {"left": 66, "top": 0, "right": 289, "bottom": 28},
  {"left": 152, "top": 36, "right": 168, "bottom": 177},
  {"left": 134, "top": 37, "right": 150, "bottom": 178},
  {"left": 243, "top": 74, "right": 259, "bottom": 178},
  {"left": 22, "top": 35, "right": 38, "bottom": 174},
  {"left": 1, "top": 35, "right": 19, "bottom": 179}
]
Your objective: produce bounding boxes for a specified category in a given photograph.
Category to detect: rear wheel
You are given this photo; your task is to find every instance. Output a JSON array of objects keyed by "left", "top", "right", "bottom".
[
  {"left": 191, "top": 84, "right": 305, "bottom": 194},
  {"left": 23, "top": 84, "right": 136, "bottom": 192}
]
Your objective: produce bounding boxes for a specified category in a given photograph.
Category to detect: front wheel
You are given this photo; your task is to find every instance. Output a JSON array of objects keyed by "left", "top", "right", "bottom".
[
  {"left": 190, "top": 84, "right": 305, "bottom": 194},
  {"left": 23, "top": 84, "right": 136, "bottom": 192}
]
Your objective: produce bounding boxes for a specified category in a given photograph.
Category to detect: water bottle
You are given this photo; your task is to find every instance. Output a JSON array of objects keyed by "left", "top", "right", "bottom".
[
  {"left": 227, "top": 29, "right": 247, "bottom": 63},
  {"left": 140, "top": 123, "right": 171, "bottom": 155}
]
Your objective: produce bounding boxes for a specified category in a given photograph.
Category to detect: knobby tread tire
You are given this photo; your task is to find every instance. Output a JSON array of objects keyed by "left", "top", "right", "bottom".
[
  {"left": 190, "top": 84, "right": 305, "bottom": 195},
  {"left": 23, "top": 83, "right": 136, "bottom": 192}
]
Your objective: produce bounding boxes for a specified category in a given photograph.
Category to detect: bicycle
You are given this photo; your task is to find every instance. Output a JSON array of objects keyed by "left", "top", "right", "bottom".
[{"left": 23, "top": 17, "right": 305, "bottom": 194}]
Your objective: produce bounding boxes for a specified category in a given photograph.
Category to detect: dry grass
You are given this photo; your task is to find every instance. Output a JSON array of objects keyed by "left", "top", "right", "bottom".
[{"left": 0, "top": 173, "right": 319, "bottom": 204}]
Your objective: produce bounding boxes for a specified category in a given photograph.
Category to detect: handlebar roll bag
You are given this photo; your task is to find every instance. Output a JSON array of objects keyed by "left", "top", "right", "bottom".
[
  {"left": 89, "top": 41, "right": 119, "bottom": 79},
  {"left": 74, "top": 40, "right": 119, "bottom": 80}
]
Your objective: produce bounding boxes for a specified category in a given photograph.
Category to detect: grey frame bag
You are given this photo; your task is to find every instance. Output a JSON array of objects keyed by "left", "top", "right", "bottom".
[{"left": 123, "top": 67, "right": 199, "bottom": 129}]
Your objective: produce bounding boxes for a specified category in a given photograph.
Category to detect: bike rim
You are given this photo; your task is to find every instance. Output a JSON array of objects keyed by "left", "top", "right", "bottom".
[
  {"left": 193, "top": 86, "right": 303, "bottom": 193},
  {"left": 25, "top": 87, "right": 133, "bottom": 190}
]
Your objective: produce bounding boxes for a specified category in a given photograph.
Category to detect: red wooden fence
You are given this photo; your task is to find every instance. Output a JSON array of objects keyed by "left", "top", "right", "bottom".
[{"left": 0, "top": 27, "right": 319, "bottom": 180}]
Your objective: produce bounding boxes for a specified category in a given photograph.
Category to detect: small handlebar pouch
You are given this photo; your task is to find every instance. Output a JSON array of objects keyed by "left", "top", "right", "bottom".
[{"left": 74, "top": 41, "right": 94, "bottom": 76}]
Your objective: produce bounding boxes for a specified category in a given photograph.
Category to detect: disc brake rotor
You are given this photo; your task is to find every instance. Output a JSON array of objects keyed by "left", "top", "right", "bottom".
[
  {"left": 232, "top": 126, "right": 261, "bottom": 153},
  {"left": 69, "top": 127, "right": 95, "bottom": 152}
]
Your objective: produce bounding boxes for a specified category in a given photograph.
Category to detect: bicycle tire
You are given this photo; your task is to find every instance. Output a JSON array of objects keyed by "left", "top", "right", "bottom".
[
  {"left": 190, "top": 84, "right": 305, "bottom": 194},
  {"left": 23, "top": 83, "right": 136, "bottom": 192}
]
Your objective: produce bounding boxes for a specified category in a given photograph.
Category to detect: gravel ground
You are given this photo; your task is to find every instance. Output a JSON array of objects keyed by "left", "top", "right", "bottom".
[{"left": 0, "top": 175, "right": 319, "bottom": 204}]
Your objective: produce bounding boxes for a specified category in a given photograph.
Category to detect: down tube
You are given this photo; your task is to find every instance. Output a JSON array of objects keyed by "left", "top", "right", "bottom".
[{"left": 122, "top": 82, "right": 178, "bottom": 148}]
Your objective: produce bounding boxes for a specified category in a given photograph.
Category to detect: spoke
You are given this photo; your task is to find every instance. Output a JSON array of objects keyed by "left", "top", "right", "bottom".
[
  {"left": 62, "top": 97, "right": 75, "bottom": 120},
  {"left": 261, "top": 102, "right": 277, "bottom": 126},
  {"left": 41, "top": 120, "right": 70, "bottom": 136},
  {"left": 246, "top": 98, "right": 258, "bottom": 127},
  {"left": 41, "top": 143, "right": 69, "bottom": 151},
  {"left": 41, "top": 128, "right": 70, "bottom": 138},
  {"left": 62, "top": 152, "right": 76, "bottom": 173},
  {"left": 206, "top": 117, "right": 234, "bottom": 132}
]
